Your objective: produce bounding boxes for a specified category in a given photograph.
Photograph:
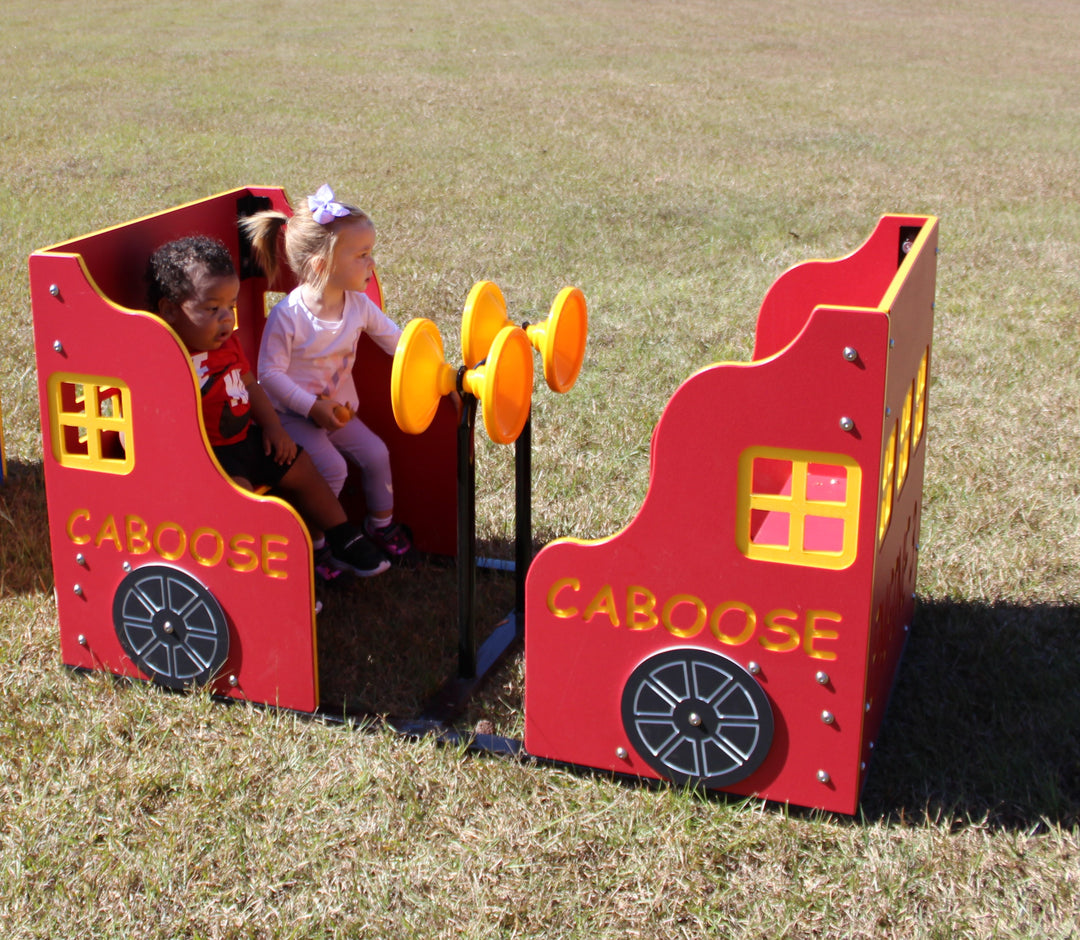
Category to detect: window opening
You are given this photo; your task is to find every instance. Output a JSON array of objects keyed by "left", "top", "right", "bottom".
[
  {"left": 896, "top": 380, "right": 914, "bottom": 497},
  {"left": 737, "top": 447, "right": 861, "bottom": 570},
  {"left": 912, "top": 347, "right": 929, "bottom": 445},
  {"left": 878, "top": 423, "right": 897, "bottom": 544},
  {"left": 47, "top": 374, "right": 134, "bottom": 474}
]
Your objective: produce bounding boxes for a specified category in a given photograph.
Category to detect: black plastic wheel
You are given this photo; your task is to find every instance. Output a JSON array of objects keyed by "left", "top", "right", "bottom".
[
  {"left": 112, "top": 565, "right": 229, "bottom": 690},
  {"left": 621, "top": 648, "right": 773, "bottom": 789}
]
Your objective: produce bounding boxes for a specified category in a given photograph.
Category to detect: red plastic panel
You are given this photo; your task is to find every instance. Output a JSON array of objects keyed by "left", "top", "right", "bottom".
[
  {"left": 525, "top": 216, "right": 937, "bottom": 814},
  {"left": 30, "top": 187, "right": 460, "bottom": 711}
]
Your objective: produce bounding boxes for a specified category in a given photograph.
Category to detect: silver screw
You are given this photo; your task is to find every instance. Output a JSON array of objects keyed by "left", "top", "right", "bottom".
[
  {"left": 228, "top": 675, "right": 239, "bottom": 688},
  {"left": 616, "top": 747, "right": 628, "bottom": 760},
  {"left": 688, "top": 712, "right": 702, "bottom": 727},
  {"left": 73, "top": 584, "right": 83, "bottom": 596},
  {"left": 49, "top": 284, "right": 61, "bottom": 298},
  {"left": 747, "top": 661, "right": 761, "bottom": 675},
  {"left": 52, "top": 340, "right": 64, "bottom": 353},
  {"left": 839, "top": 416, "right": 855, "bottom": 432},
  {"left": 821, "top": 710, "right": 835, "bottom": 725},
  {"left": 75, "top": 553, "right": 87, "bottom": 566},
  {"left": 842, "top": 346, "right": 858, "bottom": 362},
  {"left": 122, "top": 561, "right": 132, "bottom": 572},
  {"left": 815, "top": 670, "right": 830, "bottom": 685},
  {"left": 162, "top": 621, "right": 174, "bottom": 634},
  {"left": 77, "top": 634, "right": 87, "bottom": 646},
  {"left": 817, "top": 770, "right": 831, "bottom": 784}
]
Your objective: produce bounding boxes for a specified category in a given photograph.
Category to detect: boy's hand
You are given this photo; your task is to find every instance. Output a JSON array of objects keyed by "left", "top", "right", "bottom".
[
  {"left": 310, "top": 397, "right": 349, "bottom": 431},
  {"left": 262, "top": 422, "right": 298, "bottom": 465}
]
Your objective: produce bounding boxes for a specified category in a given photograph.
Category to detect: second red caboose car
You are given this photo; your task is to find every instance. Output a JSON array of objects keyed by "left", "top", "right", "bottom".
[{"left": 522, "top": 215, "right": 937, "bottom": 814}]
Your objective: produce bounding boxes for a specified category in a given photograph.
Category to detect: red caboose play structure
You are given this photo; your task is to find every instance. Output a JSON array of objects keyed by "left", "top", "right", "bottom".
[
  {"left": 28, "top": 187, "right": 459, "bottom": 713},
  {"left": 523, "top": 215, "right": 937, "bottom": 814},
  {"left": 29, "top": 190, "right": 937, "bottom": 814}
]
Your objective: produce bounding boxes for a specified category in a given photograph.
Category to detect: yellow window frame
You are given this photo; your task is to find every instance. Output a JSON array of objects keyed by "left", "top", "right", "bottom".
[
  {"left": 878, "top": 422, "right": 897, "bottom": 544},
  {"left": 47, "top": 373, "right": 134, "bottom": 474},
  {"left": 736, "top": 446, "right": 862, "bottom": 570},
  {"left": 912, "top": 347, "right": 929, "bottom": 445}
]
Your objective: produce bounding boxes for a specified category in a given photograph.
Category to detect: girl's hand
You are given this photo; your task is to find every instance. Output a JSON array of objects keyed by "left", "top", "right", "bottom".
[
  {"left": 310, "top": 396, "right": 352, "bottom": 431},
  {"left": 262, "top": 423, "right": 298, "bottom": 465}
]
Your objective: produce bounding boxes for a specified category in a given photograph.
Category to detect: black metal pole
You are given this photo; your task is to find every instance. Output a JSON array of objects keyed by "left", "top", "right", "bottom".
[
  {"left": 514, "top": 410, "right": 532, "bottom": 621},
  {"left": 456, "top": 392, "right": 478, "bottom": 679}
]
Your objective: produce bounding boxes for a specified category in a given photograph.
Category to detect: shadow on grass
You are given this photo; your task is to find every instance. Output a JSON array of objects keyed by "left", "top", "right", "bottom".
[
  {"left": 0, "top": 459, "right": 52, "bottom": 597},
  {"left": 862, "top": 597, "right": 1080, "bottom": 830},
  {"left": 314, "top": 552, "right": 518, "bottom": 721}
]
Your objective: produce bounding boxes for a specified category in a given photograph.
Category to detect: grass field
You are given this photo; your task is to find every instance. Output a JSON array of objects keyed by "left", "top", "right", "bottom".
[{"left": 2, "top": 0, "right": 1079, "bottom": 937}]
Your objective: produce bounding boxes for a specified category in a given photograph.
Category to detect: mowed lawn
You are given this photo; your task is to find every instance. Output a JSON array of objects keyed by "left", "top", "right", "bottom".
[{"left": 1, "top": 1, "right": 1078, "bottom": 937}]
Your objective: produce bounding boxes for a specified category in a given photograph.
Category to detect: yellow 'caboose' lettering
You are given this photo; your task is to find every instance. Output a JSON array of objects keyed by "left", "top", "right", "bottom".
[
  {"left": 626, "top": 586, "right": 658, "bottom": 631},
  {"left": 804, "top": 610, "right": 841, "bottom": 661},
  {"left": 759, "top": 609, "right": 800, "bottom": 653},
  {"left": 546, "top": 578, "right": 841, "bottom": 663},
  {"left": 548, "top": 577, "right": 580, "bottom": 617},
  {"left": 64, "top": 508, "right": 290, "bottom": 579},
  {"left": 583, "top": 585, "right": 619, "bottom": 626},
  {"left": 710, "top": 601, "right": 756, "bottom": 646}
]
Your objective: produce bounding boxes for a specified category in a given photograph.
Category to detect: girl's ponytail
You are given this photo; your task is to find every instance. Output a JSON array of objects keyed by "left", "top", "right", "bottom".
[{"left": 239, "top": 211, "right": 289, "bottom": 285}]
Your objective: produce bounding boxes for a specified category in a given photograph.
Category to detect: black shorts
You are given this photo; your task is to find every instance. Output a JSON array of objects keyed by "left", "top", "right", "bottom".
[{"left": 213, "top": 425, "right": 301, "bottom": 489}]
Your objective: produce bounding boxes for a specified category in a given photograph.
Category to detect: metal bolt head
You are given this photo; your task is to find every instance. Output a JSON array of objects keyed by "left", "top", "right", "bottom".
[
  {"left": 228, "top": 675, "right": 239, "bottom": 688},
  {"left": 839, "top": 416, "right": 855, "bottom": 432},
  {"left": 821, "top": 710, "right": 835, "bottom": 725},
  {"left": 73, "top": 584, "right": 83, "bottom": 596},
  {"left": 842, "top": 346, "right": 858, "bottom": 362},
  {"left": 52, "top": 340, "right": 64, "bottom": 353},
  {"left": 77, "top": 634, "right": 87, "bottom": 646},
  {"left": 616, "top": 747, "right": 628, "bottom": 760},
  {"left": 747, "top": 661, "right": 761, "bottom": 675},
  {"left": 815, "top": 670, "right": 830, "bottom": 685},
  {"left": 688, "top": 712, "right": 702, "bottom": 728},
  {"left": 49, "top": 284, "right": 61, "bottom": 298},
  {"left": 162, "top": 621, "right": 174, "bottom": 634},
  {"left": 75, "top": 553, "right": 87, "bottom": 567},
  {"left": 817, "top": 769, "right": 831, "bottom": 784},
  {"left": 122, "top": 561, "right": 132, "bottom": 572}
]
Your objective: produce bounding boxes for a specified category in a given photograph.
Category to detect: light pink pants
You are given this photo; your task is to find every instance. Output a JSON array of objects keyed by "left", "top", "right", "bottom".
[{"left": 278, "top": 412, "right": 394, "bottom": 514}]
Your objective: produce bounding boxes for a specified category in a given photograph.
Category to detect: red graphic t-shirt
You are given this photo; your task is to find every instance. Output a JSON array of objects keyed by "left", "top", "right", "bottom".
[{"left": 191, "top": 335, "right": 252, "bottom": 447}]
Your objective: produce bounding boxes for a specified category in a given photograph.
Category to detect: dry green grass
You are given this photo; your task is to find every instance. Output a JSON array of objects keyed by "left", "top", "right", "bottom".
[{"left": 2, "top": 0, "right": 1079, "bottom": 936}]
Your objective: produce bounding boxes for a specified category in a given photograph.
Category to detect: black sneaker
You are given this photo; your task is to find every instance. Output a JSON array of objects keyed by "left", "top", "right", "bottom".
[
  {"left": 364, "top": 520, "right": 414, "bottom": 558},
  {"left": 313, "top": 543, "right": 343, "bottom": 583},
  {"left": 332, "top": 532, "right": 390, "bottom": 577}
]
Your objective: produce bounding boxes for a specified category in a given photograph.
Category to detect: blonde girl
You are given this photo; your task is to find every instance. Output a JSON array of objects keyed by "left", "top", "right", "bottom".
[{"left": 242, "top": 185, "right": 411, "bottom": 560}]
